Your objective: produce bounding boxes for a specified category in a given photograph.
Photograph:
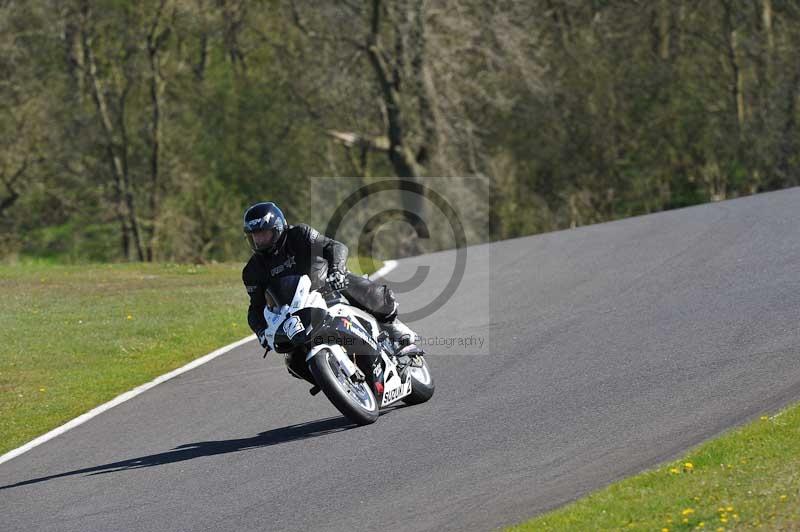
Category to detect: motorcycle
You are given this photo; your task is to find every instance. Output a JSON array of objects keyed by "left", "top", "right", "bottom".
[{"left": 262, "top": 274, "right": 434, "bottom": 425}]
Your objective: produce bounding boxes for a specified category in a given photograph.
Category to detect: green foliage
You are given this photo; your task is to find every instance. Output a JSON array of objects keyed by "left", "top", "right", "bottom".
[
  {"left": 509, "top": 406, "right": 800, "bottom": 530},
  {"left": 0, "top": 262, "right": 248, "bottom": 453},
  {"left": 0, "top": 256, "right": 379, "bottom": 454},
  {"left": 2, "top": 1, "right": 800, "bottom": 261}
]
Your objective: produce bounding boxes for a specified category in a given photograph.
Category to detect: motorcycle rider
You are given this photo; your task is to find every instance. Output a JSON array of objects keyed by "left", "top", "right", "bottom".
[{"left": 241, "top": 202, "right": 418, "bottom": 371}]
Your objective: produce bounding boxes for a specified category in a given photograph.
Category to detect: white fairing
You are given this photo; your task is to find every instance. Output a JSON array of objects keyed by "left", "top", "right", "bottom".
[
  {"left": 378, "top": 351, "right": 413, "bottom": 406},
  {"left": 263, "top": 276, "right": 327, "bottom": 348},
  {"left": 263, "top": 305, "right": 289, "bottom": 348},
  {"left": 288, "top": 276, "right": 310, "bottom": 311},
  {"left": 264, "top": 274, "right": 414, "bottom": 408}
]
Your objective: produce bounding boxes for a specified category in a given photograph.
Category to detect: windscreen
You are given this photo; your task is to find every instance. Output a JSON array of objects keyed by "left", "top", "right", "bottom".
[{"left": 265, "top": 274, "right": 301, "bottom": 308}]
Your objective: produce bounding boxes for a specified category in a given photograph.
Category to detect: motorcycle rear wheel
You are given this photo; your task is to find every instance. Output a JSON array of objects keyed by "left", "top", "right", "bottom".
[{"left": 402, "top": 356, "right": 435, "bottom": 405}]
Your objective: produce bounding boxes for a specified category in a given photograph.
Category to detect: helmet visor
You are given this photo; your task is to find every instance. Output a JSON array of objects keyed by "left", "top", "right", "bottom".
[{"left": 250, "top": 229, "right": 276, "bottom": 250}]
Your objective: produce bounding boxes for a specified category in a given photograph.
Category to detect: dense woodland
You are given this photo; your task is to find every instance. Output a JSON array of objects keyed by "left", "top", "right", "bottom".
[{"left": 1, "top": 1, "right": 799, "bottom": 263}]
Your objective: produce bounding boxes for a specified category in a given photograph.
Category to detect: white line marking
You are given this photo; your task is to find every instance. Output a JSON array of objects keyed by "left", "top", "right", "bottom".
[
  {"left": 0, "top": 334, "right": 257, "bottom": 466},
  {"left": 370, "top": 259, "right": 397, "bottom": 280},
  {"left": 0, "top": 260, "right": 398, "bottom": 467}
]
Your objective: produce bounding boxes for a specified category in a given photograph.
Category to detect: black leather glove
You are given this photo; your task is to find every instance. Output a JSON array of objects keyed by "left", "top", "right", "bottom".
[
  {"left": 257, "top": 329, "right": 271, "bottom": 351},
  {"left": 327, "top": 269, "right": 349, "bottom": 291}
]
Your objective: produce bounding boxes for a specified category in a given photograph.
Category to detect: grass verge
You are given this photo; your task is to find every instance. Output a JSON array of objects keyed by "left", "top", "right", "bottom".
[
  {"left": 0, "top": 257, "right": 378, "bottom": 456},
  {"left": 508, "top": 404, "right": 800, "bottom": 531}
]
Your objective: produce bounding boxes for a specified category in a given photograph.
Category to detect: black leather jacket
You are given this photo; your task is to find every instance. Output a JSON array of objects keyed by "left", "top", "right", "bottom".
[{"left": 242, "top": 224, "right": 348, "bottom": 338}]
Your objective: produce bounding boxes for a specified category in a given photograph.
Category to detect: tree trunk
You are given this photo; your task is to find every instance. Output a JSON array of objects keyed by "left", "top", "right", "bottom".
[
  {"left": 0, "top": 162, "right": 27, "bottom": 218},
  {"left": 81, "top": 11, "right": 145, "bottom": 261},
  {"left": 762, "top": 0, "right": 774, "bottom": 54},
  {"left": 146, "top": 54, "right": 161, "bottom": 262},
  {"left": 722, "top": 1, "right": 745, "bottom": 135},
  {"left": 365, "top": 0, "right": 428, "bottom": 255},
  {"left": 146, "top": 0, "right": 169, "bottom": 262},
  {"left": 658, "top": 0, "right": 670, "bottom": 60}
]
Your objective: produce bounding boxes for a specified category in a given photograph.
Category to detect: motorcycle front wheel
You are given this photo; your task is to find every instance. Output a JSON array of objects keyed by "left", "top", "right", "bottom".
[{"left": 308, "top": 348, "right": 379, "bottom": 425}]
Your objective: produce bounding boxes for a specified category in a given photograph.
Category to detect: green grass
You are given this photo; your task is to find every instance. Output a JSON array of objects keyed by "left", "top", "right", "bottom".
[
  {"left": 508, "top": 406, "right": 800, "bottom": 531},
  {"left": 0, "top": 257, "right": 378, "bottom": 455}
]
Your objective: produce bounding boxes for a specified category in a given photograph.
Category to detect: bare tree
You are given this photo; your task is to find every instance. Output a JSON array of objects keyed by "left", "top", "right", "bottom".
[
  {"left": 145, "top": 0, "right": 172, "bottom": 261},
  {"left": 79, "top": 2, "right": 145, "bottom": 260},
  {"left": 285, "top": 0, "right": 545, "bottom": 254}
]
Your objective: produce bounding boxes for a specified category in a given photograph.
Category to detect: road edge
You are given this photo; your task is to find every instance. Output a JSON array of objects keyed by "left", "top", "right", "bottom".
[
  {"left": 0, "top": 259, "right": 398, "bottom": 467},
  {"left": 369, "top": 259, "right": 398, "bottom": 281},
  {"left": 0, "top": 335, "right": 257, "bottom": 466}
]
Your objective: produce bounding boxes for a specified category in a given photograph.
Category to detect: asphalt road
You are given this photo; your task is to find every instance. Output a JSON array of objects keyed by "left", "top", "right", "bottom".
[{"left": 2, "top": 188, "right": 800, "bottom": 532}]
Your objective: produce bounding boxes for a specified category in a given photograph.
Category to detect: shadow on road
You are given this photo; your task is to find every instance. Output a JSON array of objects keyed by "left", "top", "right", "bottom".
[{"left": 1, "top": 415, "right": 359, "bottom": 491}]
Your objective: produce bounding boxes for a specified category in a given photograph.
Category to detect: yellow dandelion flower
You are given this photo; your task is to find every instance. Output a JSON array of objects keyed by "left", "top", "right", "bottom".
[
  {"left": 682, "top": 518, "right": 689, "bottom": 524},
  {"left": 682, "top": 508, "right": 695, "bottom": 516},
  {"left": 780, "top": 494, "right": 788, "bottom": 501},
  {"left": 127, "top": 315, "right": 133, "bottom": 320},
  {"left": 725, "top": 506, "right": 733, "bottom": 512},
  {"left": 733, "top": 514, "right": 739, "bottom": 520},
  {"left": 720, "top": 518, "right": 728, "bottom": 523},
  {"left": 39, "top": 387, "right": 46, "bottom": 392},
  {"left": 684, "top": 462, "right": 694, "bottom": 471},
  {"left": 661, "top": 528, "right": 669, "bottom": 532},
  {"left": 669, "top": 468, "right": 680, "bottom": 474},
  {"left": 717, "top": 528, "right": 725, "bottom": 532},
  {"left": 760, "top": 415, "right": 768, "bottom": 420},
  {"left": 698, "top": 522, "right": 705, "bottom": 528},
  {"left": 717, "top": 507, "right": 726, "bottom": 512}
]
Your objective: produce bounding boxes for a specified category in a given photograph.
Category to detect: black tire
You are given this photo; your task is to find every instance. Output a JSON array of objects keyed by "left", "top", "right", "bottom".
[
  {"left": 308, "top": 349, "right": 379, "bottom": 425},
  {"left": 403, "top": 356, "right": 435, "bottom": 405}
]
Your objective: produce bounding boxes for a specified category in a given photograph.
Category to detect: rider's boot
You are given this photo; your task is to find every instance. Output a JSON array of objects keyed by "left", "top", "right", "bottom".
[{"left": 378, "top": 305, "right": 418, "bottom": 347}]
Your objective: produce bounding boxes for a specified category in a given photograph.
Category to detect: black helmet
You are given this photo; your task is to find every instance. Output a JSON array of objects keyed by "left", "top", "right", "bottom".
[{"left": 243, "top": 202, "right": 287, "bottom": 254}]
